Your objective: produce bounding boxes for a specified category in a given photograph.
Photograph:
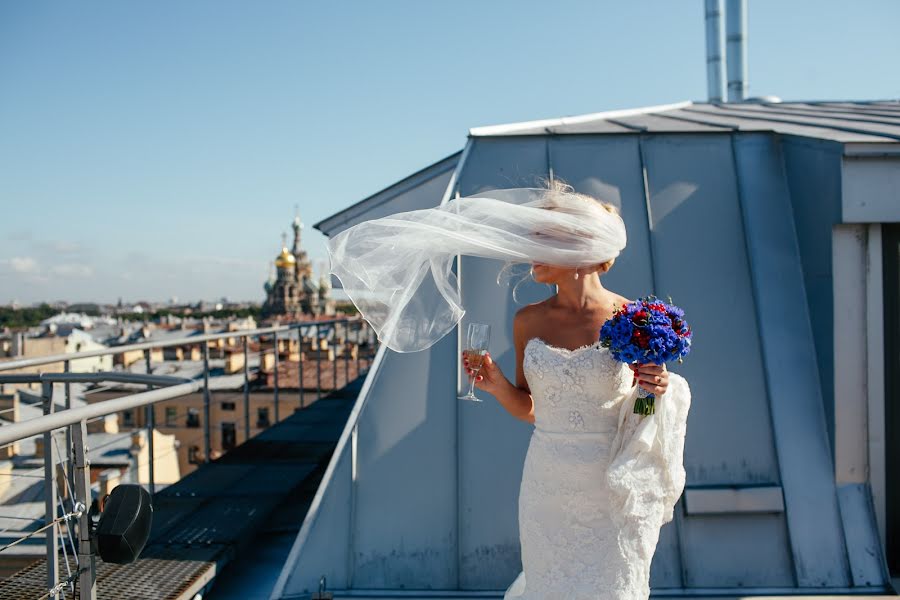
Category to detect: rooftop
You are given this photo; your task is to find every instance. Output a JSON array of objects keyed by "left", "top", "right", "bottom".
[
  {"left": 0, "top": 380, "right": 360, "bottom": 600},
  {"left": 468, "top": 99, "right": 900, "bottom": 143}
]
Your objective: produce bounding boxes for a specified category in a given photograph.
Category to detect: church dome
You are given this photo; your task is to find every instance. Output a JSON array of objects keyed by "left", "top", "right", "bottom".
[{"left": 275, "top": 247, "right": 296, "bottom": 269}]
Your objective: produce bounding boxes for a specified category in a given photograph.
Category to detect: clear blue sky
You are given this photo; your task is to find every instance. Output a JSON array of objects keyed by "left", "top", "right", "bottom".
[{"left": 2, "top": 0, "right": 898, "bottom": 305}]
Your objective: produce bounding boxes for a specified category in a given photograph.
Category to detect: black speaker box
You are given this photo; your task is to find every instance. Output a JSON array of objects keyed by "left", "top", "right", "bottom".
[{"left": 96, "top": 484, "right": 153, "bottom": 564}]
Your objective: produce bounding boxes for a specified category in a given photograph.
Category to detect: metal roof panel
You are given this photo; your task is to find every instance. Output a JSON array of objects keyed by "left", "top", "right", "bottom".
[
  {"left": 680, "top": 105, "right": 898, "bottom": 143},
  {"left": 469, "top": 100, "right": 900, "bottom": 144}
]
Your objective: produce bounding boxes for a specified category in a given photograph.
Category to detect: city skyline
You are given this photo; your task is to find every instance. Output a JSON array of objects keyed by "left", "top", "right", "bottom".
[{"left": 2, "top": 0, "right": 899, "bottom": 303}]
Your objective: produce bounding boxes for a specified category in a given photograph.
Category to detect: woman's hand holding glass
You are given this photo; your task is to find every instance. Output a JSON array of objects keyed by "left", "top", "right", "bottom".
[{"left": 461, "top": 350, "right": 508, "bottom": 398}]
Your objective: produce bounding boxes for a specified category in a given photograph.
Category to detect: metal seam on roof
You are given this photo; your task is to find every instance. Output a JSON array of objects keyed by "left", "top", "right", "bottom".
[{"left": 603, "top": 118, "right": 648, "bottom": 132}]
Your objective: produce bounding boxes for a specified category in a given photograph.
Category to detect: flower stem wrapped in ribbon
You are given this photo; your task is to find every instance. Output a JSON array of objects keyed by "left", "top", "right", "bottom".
[{"left": 599, "top": 295, "right": 692, "bottom": 415}]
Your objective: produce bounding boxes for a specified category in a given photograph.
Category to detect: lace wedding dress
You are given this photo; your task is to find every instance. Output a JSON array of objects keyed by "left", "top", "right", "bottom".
[{"left": 503, "top": 337, "right": 692, "bottom": 600}]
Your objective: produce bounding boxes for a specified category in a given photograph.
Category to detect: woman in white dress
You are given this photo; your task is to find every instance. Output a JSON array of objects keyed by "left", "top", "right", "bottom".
[
  {"left": 326, "top": 179, "right": 691, "bottom": 598},
  {"left": 463, "top": 199, "right": 692, "bottom": 599}
]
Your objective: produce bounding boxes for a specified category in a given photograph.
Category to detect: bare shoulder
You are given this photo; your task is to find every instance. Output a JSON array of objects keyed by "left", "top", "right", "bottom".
[
  {"left": 513, "top": 301, "right": 548, "bottom": 339},
  {"left": 514, "top": 301, "right": 544, "bottom": 322}
]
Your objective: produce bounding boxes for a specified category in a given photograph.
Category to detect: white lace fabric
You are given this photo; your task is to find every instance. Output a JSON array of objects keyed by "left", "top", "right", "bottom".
[{"left": 504, "top": 338, "right": 692, "bottom": 600}]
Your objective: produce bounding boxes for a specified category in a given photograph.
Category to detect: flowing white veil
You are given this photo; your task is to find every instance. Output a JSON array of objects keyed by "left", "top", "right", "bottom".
[{"left": 326, "top": 186, "right": 627, "bottom": 353}]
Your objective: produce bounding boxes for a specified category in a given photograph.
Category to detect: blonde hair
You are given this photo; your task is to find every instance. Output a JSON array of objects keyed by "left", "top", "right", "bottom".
[{"left": 540, "top": 177, "right": 620, "bottom": 272}]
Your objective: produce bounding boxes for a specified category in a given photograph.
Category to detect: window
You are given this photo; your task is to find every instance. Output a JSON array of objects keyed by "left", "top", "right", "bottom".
[
  {"left": 221, "top": 401, "right": 236, "bottom": 411},
  {"left": 257, "top": 407, "right": 270, "bottom": 428},
  {"left": 165, "top": 407, "right": 178, "bottom": 427},
  {"left": 221, "top": 422, "right": 236, "bottom": 451},
  {"left": 122, "top": 410, "right": 134, "bottom": 427},
  {"left": 188, "top": 445, "right": 201, "bottom": 464},
  {"left": 186, "top": 408, "right": 200, "bottom": 428}
]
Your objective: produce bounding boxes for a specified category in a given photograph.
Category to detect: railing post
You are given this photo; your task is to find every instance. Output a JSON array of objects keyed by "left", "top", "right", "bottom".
[
  {"left": 273, "top": 331, "right": 280, "bottom": 424},
  {"left": 331, "top": 325, "right": 338, "bottom": 392},
  {"left": 316, "top": 325, "right": 322, "bottom": 401},
  {"left": 41, "top": 381, "right": 59, "bottom": 598},
  {"left": 367, "top": 324, "right": 374, "bottom": 372},
  {"left": 355, "top": 321, "right": 361, "bottom": 378},
  {"left": 243, "top": 335, "right": 250, "bottom": 441},
  {"left": 60, "top": 359, "right": 77, "bottom": 559},
  {"left": 63, "top": 360, "right": 73, "bottom": 502},
  {"left": 144, "top": 349, "right": 155, "bottom": 496},
  {"left": 344, "top": 320, "right": 350, "bottom": 387},
  {"left": 297, "top": 326, "right": 305, "bottom": 410},
  {"left": 72, "top": 419, "right": 97, "bottom": 600},
  {"left": 202, "top": 341, "right": 211, "bottom": 464}
]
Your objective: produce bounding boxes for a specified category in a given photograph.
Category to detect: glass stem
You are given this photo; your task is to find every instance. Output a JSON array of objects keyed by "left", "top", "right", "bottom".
[{"left": 467, "top": 370, "right": 479, "bottom": 396}]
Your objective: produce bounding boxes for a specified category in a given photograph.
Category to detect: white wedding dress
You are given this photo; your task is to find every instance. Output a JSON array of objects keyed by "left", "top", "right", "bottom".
[{"left": 503, "top": 337, "right": 692, "bottom": 600}]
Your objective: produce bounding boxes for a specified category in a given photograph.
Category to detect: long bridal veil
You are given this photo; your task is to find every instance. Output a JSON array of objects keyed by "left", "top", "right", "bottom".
[{"left": 326, "top": 187, "right": 627, "bottom": 353}]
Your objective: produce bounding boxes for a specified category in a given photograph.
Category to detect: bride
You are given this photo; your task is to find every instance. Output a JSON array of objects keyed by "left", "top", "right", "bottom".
[
  {"left": 326, "top": 179, "right": 691, "bottom": 599},
  {"left": 463, "top": 199, "right": 691, "bottom": 599}
]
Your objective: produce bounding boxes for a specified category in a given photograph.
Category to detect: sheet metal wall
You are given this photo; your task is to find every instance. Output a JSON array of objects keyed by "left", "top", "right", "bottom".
[
  {"left": 780, "top": 136, "right": 845, "bottom": 458},
  {"left": 455, "top": 137, "right": 551, "bottom": 589},
  {"left": 452, "top": 133, "right": 798, "bottom": 588}
]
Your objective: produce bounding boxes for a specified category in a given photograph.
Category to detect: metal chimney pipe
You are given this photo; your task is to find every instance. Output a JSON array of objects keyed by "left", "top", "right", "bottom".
[
  {"left": 704, "top": 0, "right": 725, "bottom": 102},
  {"left": 726, "top": 0, "right": 748, "bottom": 101}
]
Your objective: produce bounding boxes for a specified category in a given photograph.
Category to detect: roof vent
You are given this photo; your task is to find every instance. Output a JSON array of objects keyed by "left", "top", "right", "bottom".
[{"left": 743, "top": 95, "right": 783, "bottom": 103}]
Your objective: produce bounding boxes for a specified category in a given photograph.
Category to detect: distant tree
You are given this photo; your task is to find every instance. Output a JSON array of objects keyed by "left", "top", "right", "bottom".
[{"left": 0, "top": 304, "right": 57, "bottom": 329}]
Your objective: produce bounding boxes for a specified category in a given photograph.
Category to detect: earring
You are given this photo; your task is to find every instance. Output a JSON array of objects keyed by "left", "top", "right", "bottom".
[
  {"left": 574, "top": 269, "right": 579, "bottom": 280},
  {"left": 529, "top": 266, "right": 536, "bottom": 281}
]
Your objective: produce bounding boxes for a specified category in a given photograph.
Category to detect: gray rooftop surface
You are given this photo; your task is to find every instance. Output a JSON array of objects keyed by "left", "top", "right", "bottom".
[{"left": 469, "top": 100, "right": 900, "bottom": 143}]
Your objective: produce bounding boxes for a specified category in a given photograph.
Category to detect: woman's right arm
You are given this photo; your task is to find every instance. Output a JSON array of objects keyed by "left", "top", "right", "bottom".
[{"left": 485, "top": 310, "right": 536, "bottom": 423}]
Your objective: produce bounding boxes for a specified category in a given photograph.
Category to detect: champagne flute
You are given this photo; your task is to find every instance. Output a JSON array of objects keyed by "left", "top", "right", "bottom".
[{"left": 459, "top": 322, "right": 491, "bottom": 402}]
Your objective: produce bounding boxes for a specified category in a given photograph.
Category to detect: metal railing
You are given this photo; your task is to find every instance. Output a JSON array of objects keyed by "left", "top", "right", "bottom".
[{"left": 0, "top": 316, "right": 376, "bottom": 599}]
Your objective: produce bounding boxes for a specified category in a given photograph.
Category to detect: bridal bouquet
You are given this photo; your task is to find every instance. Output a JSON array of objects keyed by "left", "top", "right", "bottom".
[{"left": 599, "top": 295, "right": 692, "bottom": 416}]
